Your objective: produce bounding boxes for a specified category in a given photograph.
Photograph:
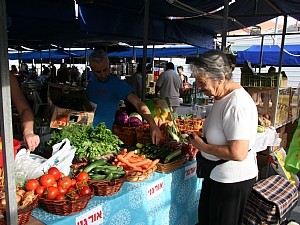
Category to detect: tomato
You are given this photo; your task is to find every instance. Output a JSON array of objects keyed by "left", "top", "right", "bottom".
[
  {"left": 75, "top": 181, "right": 88, "bottom": 189},
  {"left": 35, "top": 185, "right": 46, "bottom": 196},
  {"left": 25, "top": 179, "right": 39, "bottom": 191},
  {"left": 39, "top": 174, "right": 56, "bottom": 188},
  {"left": 45, "top": 186, "right": 59, "bottom": 200},
  {"left": 48, "top": 167, "right": 61, "bottom": 181},
  {"left": 57, "top": 186, "right": 67, "bottom": 195},
  {"left": 55, "top": 194, "right": 66, "bottom": 201},
  {"left": 57, "top": 176, "right": 72, "bottom": 189},
  {"left": 79, "top": 185, "right": 91, "bottom": 197},
  {"left": 71, "top": 179, "right": 76, "bottom": 187},
  {"left": 76, "top": 171, "right": 89, "bottom": 182},
  {"left": 72, "top": 193, "right": 80, "bottom": 200},
  {"left": 65, "top": 187, "right": 76, "bottom": 199}
]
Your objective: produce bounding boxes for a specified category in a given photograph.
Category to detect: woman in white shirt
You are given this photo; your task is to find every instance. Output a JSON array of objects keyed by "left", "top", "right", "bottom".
[{"left": 189, "top": 50, "right": 258, "bottom": 225}]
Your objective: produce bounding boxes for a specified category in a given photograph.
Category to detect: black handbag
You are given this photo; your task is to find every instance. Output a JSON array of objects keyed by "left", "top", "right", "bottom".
[{"left": 196, "top": 153, "right": 228, "bottom": 178}]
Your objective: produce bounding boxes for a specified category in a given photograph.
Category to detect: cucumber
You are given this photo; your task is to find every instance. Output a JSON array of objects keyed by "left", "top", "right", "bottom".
[
  {"left": 104, "top": 173, "right": 114, "bottom": 180},
  {"left": 83, "top": 159, "right": 108, "bottom": 173},
  {"left": 164, "top": 149, "right": 182, "bottom": 163},
  {"left": 90, "top": 174, "right": 106, "bottom": 181}
]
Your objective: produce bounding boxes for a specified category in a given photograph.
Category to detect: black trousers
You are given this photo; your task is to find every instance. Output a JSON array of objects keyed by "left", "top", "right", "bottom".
[{"left": 197, "top": 177, "right": 256, "bottom": 225}]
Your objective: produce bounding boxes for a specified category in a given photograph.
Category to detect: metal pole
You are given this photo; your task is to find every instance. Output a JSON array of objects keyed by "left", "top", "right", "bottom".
[
  {"left": 0, "top": 0, "right": 18, "bottom": 224},
  {"left": 221, "top": 0, "right": 229, "bottom": 51},
  {"left": 259, "top": 35, "right": 264, "bottom": 73},
  {"left": 141, "top": 0, "right": 149, "bottom": 101}
]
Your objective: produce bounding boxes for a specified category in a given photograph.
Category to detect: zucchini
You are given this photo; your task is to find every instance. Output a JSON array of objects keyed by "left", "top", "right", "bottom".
[
  {"left": 164, "top": 149, "right": 182, "bottom": 163},
  {"left": 83, "top": 159, "right": 108, "bottom": 173}
]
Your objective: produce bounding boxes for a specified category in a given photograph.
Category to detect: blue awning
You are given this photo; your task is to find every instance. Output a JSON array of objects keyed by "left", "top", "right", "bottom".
[{"left": 236, "top": 45, "right": 300, "bottom": 67}]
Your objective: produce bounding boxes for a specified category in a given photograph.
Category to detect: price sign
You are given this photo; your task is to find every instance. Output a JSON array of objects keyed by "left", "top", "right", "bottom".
[
  {"left": 147, "top": 178, "right": 164, "bottom": 200},
  {"left": 76, "top": 205, "right": 103, "bottom": 225},
  {"left": 185, "top": 162, "right": 197, "bottom": 180}
]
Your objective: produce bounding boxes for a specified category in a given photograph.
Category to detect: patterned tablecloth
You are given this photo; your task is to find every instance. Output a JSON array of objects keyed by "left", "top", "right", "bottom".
[{"left": 31, "top": 160, "right": 202, "bottom": 225}]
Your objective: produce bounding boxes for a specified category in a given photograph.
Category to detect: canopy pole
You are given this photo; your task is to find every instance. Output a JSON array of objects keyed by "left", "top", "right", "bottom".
[
  {"left": 259, "top": 35, "right": 264, "bottom": 73},
  {"left": 272, "top": 15, "right": 287, "bottom": 127},
  {"left": 0, "top": 0, "right": 18, "bottom": 224},
  {"left": 221, "top": 0, "right": 229, "bottom": 51},
  {"left": 141, "top": 0, "right": 149, "bottom": 101}
]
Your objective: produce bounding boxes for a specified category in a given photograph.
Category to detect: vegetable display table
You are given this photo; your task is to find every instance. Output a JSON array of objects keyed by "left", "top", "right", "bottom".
[{"left": 30, "top": 160, "right": 201, "bottom": 225}]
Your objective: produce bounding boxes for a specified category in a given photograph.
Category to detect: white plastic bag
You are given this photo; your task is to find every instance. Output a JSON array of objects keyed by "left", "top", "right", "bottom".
[{"left": 14, "top": 138, "right": 76, "bottom": 184}]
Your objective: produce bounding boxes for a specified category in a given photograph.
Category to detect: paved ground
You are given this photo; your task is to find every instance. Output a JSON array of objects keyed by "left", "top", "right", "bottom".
[{"left": 288, "top": 191, "right": 300, "bottom": 223}]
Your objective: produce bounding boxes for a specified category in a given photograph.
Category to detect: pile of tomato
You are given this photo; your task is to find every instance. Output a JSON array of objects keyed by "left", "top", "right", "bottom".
[{"left": 25, "top": 167, "right": 92, "bottom": 201}]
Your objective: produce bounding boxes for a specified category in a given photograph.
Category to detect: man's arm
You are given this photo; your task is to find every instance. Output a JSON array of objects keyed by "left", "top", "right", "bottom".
[{"left": 127, "top": 93, "right": 161, "bottom": 145}]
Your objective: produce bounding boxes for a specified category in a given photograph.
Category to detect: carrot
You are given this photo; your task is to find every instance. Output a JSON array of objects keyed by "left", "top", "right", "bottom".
[
  {"left": 120, "top": 149, "right": 128, "bottom": 155},
  {"left": 124, "top": 151, "right": 135, "bottom": 159},
  {"left": 128, "top": 157, "right": 143, "bottom": 163},
  {"left": 131, "top": 159, "right": 152, "bottom": 167},
  {"left": 147, "top": 159, "right": 160, "bottom": 170},
  {"left": 116, "top": 154, "right": 138, "bottom": 169}
]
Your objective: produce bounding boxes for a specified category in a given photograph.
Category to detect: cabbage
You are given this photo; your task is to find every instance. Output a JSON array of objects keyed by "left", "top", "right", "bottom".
[
  {"left": 128, "top": 117, "right": 142, "bottom": 127},
  {"left": 114, "top": 110, "right": 129, "bottom": 126},
  {"left": 129, "top": 112, "right": 143, "bottom": 121}
]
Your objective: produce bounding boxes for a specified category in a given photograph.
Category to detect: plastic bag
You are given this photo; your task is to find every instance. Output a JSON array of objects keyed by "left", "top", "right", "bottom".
[
  {"left": 285, "top": 120, "right": 300, "bottom": 175},
  {"left": 15, "top": 138, "right": 76, "bottom": 185}
]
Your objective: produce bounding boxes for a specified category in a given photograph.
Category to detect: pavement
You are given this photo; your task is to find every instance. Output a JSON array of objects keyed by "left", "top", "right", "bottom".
[{"left": 288, "top": 191, "right": 300, "bottom": 224}]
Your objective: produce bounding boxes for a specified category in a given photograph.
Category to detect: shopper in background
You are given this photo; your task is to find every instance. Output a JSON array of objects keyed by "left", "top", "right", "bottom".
[
  {"left": 155, "top": 62, "right": 183, "bottom": 113},
  {"left": 10, "top": 73, "right": 40, "bottom": 151},
  {"left": 86, "top": 50, "right": 161, "bottom": 145},
  {"left": 189, "top": 50, "right": 258, "bottom": 225},
  {"left": 177, "top": 65, "right": 188, "bottom": 83},
  {"left": 268, "top": 66, "right": 276, "bottom": 75},
  {"left": 126, "top": 63, "right": 143, "bottom": 99}
]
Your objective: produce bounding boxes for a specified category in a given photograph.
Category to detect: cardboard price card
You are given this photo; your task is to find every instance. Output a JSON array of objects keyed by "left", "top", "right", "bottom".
[
  {"left": 184, "top": 162, "right": 197, "bottom": 180},
  {"left": 76, "top": 205, "right": 103, "bottom": 225},
  {"left": 147, "top": 178, "right": 164, "bottom": 200}
]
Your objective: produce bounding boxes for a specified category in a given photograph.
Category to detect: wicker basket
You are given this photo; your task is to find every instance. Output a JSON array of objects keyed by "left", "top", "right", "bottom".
[
  {"left": 156, "top": 155, "right": 187, "bottom": 173},
  {"left": 0, "top": 197, "right": 38, "bottom": 225},
  {"left": 112, "top": 125, "right": 137, "bottom": 147},
  {"left": 88, "top": 175, "right": 126, "bottom": 196},
  {"left": 126, "top": 166, "right": 157, "bottom": 182},
  {"left": 136, "top": 123, "right": 169, "bottom": 145},
  {"left": 38, "top": 190, "right": 94, "bottom": 216}
]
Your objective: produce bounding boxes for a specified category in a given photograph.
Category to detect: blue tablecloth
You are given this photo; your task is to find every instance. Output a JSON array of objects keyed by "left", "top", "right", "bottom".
[{"left": 32, "top": 160, "right": 202, "bottom": 225}]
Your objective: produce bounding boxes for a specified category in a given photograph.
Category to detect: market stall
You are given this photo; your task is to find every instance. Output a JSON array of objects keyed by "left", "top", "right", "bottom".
[{"left": 29, "top": 160, "right": 201, "bottom": 225}]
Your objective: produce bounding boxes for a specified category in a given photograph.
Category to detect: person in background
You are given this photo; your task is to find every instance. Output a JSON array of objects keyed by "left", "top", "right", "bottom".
[
  {"left": 50, "top": 63, "right": 57, "bottom": 82},
  {"left": 155, "top": 62, "right": 183, "bottom": 113},
  {"left": 86, "top": 50, "right": 161, "bottom": 145},
  {"left": 10, "top": 73, "right": 40, "bottom": 151},
  {"left": 268, "top": 66, "right": 276, "bottom": 75},
  {"left": 126, "top": 63, "right": 142, "bottom": 99},
  {"left": 10, "top": 65, "right": 18, "bottom": 76},
  {"left": 56, "top": 63, "right": 70, "bottom": 83},
  {"left": 189, "top": 50, "right": 258, "bottom": 225},
  {"left": 177, "top": 65, "right": 188, "bottom": 83}
]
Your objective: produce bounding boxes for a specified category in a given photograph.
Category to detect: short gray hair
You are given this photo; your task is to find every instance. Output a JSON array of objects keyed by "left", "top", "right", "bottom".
[
  {"left": 89, "top": 49, "right": 109, "bottom": 64},
  {"left": 190, "top": 50, "right": 233, "bottom": 80}
]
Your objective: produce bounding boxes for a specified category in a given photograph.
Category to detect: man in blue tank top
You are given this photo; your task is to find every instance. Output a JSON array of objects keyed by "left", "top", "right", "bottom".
[{"left": 86, "top": 50, "right": 161, "bottom": 145}]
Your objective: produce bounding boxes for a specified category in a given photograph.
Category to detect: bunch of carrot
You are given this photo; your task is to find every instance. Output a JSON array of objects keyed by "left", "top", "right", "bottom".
[{"left": 112, "top": 149, "right": 159, "bottom": 172}]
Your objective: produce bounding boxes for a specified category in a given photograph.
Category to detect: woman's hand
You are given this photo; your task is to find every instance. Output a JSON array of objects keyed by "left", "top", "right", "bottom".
[
  {"left": 150, "top": 125, "right": 162, "bottom": 145},
  {"left": 23, "top": 133, "right": 40, "bottom": 152},
  {"left": 189, "top": 132, "right": 206, "bottom": 150}
]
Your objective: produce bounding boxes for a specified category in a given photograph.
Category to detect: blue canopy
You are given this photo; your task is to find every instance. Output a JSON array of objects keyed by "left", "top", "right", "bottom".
[
  {"left": 107, "top": 46, "right": 208, "bottom": 58},
  {"left": 236, "top": 45, "right": 300, "bottom": 67},
  {"left": 8, "top": 49, "right": 81, "bottom": 60}
]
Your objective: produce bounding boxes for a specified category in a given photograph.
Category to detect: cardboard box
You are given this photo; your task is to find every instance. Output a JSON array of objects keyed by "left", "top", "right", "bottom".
[{"left": 48, "top": 84, "right": 94, "bottom": 129}]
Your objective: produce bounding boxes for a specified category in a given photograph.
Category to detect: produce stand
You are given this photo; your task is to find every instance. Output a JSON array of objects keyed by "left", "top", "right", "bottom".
[{"left": 29, "top": 160, "right": 201, "bottom": 225}]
